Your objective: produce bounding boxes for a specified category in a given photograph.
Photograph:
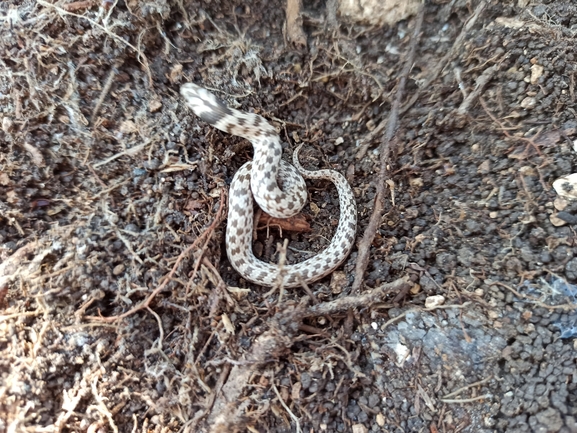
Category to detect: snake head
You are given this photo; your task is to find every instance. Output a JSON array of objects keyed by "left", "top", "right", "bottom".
[{"left": 180, "top": 83, "right": 234, "bottom": 127}]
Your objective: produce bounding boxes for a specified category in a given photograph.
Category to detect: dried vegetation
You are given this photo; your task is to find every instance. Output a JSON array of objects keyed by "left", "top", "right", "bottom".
[{"left": 2, "top": 1, "right": 577, "bottom": 432}]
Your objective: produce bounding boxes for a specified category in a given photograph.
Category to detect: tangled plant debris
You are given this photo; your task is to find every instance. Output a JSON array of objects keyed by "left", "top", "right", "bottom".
[{"left": 2, "top": 1, "right": 577, "bottom": 432}]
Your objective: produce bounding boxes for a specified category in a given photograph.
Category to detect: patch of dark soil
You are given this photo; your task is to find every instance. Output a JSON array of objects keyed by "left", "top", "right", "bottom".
[{"left": 2, "top": 0, "right": 577, "bottom": 432}]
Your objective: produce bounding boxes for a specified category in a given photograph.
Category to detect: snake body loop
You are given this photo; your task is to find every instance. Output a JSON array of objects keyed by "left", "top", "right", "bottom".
[{"left": 181, "top": 83, "right": 357, "bottom": 288}]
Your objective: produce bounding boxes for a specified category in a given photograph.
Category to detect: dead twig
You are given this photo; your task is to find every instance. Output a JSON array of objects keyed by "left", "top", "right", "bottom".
[
  {"left": 442, "top": 376, "right": 494, "bottom": 400},
  {"left": 86, "top": 189, "right": 226, "bottom": 323},
  {"left": 262, "top": 238, "right": 290, "bottom": 301},
  {"left": 490, "top": 281, "right": 577, "bottom": 311},
  {"left": 272, "top": 382, "right": 302, "bottom": 432},
  {"left": 201, "top": 257, "right": 237, "bottom": 316},
  {"left": 400, "top": 1, "right": 488, "bottom": 115},
  {"left": 92, "top": 141, "right": 151, "bottom": 168},
  {"left": 351, "top": 6, "right": 424, "bottom": 293},
  {"left": 440, "top": 395, "right": 492, "bottom": 404},
  {"left": 0, "top": 241, "right": 39, "bottom": 288},
  {"left": 455, "top": 65, "right": 498, "bottom": 117},
  {"left": 285, "top": 0, "right": 306, "bottom": 47},
  {"left": 308, "top": 277, "right": 410, "bottom": 317},
  {"left": 479, "top": 97, "right": 545, "bottom": 158},
  {"left": 37, "top": 0, "right": 153, "bottom": 86},
  {"left": 61, "top": 0, "right": 96, "bottom": 12},
  {"left": 91, "top": 63, "right": 121, "bottom": 122},
  {"left": 378, "top": 300, "right": 473, "bottom": 335},
  {"left": 206, "top": 277, "right": 409, "bottom": 431},
  {"left": 355, "top": 1, "right": 487, "bottom": 160}
]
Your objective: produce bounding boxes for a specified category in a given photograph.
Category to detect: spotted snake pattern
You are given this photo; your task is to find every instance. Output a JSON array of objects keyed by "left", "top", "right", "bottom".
[{"left": 181, "top": 83, "right": 357, "bottom": 287}]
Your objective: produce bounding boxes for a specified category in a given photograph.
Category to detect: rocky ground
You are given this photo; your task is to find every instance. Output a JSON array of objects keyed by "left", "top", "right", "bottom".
[{"left": 1, "top": 0, "right": 577, "bottom": 432}]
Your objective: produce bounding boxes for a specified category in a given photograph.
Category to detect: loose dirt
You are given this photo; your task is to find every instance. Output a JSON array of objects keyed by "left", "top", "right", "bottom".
[{"left": 1, "top": 1, "right": 577, "bottom": 432}]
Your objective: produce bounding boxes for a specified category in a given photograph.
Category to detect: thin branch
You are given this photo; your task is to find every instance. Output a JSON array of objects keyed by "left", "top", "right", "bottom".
[
  {"left": 206, "top": 277, "right": 409, "bottom": 431},
  {"left": 355, "top": 2, "right": 488, "bottom": 159},
  {"left": 442, "top": 376, "right": 494, "bottom": 399},
  {"left": 86, "top": 189, "right": 226, "bottom": 323},
  {"left": 351, "top": 6, "right": 424, "bottom": 292},
  {"left": 400, "top": 1, "right": 488, "bottom": 115},
  {"left": 272, "top": 383, "right": 302, "bottom": 433},
  {"left": 490, "top": 281, "right": 577, "bottom": 311},
  {"left": 440, "top": 395, "right": 492, "bottom": 404},
  {"left": 36, "top": 0, "right": 152, "bottom": 86}
]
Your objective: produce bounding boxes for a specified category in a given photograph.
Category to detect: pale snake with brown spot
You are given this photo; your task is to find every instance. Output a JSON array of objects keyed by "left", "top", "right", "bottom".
[{"left": 180, "top": 83, "right": 357, "bottom": 287}]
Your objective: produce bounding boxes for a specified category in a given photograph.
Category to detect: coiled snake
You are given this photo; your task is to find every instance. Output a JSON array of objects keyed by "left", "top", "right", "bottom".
[{"left": 181, "top": 83, "right": 357, "bottom": 287}]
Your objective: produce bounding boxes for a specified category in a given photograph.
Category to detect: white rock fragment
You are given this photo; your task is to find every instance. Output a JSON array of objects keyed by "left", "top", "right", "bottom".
[
  {"left": 22, "top": 142, "right": 45, "bottom": 167},
  {"left": 352, "top": 424, "right": 368, "bottom": 433},
  {"left": 520, "top": 97, "right": 536, "bottom": 109},
  {"left": 2, "top": 116, "right": 14, "bottom": 133},
  {"left": 530, "top": 64, "right": 544, "bottom": 85},
  {"left": 425, "top": 295, "right": 445, "bottom": 308},
  {"left": 553, "top": 174, "right": 577, "bottom": 200},
  {"left": 338, "top": 0, "right": 420, "bottom": 26},
  {"left": 495, "top": 17, "right": 525, "bottom": 28},
  {"left": 394, "top": 342, "right": 410, "bottom": 366}
]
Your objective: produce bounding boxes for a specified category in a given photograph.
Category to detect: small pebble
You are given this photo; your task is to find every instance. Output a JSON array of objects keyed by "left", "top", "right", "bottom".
[
  {"left": 520, "top": 97, "right": 536, "bottom": 109},
  {"left": 352, "top": 424, "right": 368, "bottom": 433},
  {"left": 425, "top": 295, "right": 445, "bottom": 308},
  {"left": 112, "top": 264, "right": 125, "bottom": 276},
  {"left": 550, "top": 214, "right": 568, "bottom": 227},
  {"left": 553, "top": 174, "right": 577, "bottom": 200},
  {"left": 556, "top": 212, "right": 577, "bottom": 224},
  {"left": 554, "top": 197, "right": 568, "bottom": 211}
]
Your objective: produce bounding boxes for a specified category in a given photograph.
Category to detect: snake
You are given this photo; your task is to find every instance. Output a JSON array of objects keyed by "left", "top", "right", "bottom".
[{"left": 180, "top": 83, "right": 357, "bottom": 288}]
